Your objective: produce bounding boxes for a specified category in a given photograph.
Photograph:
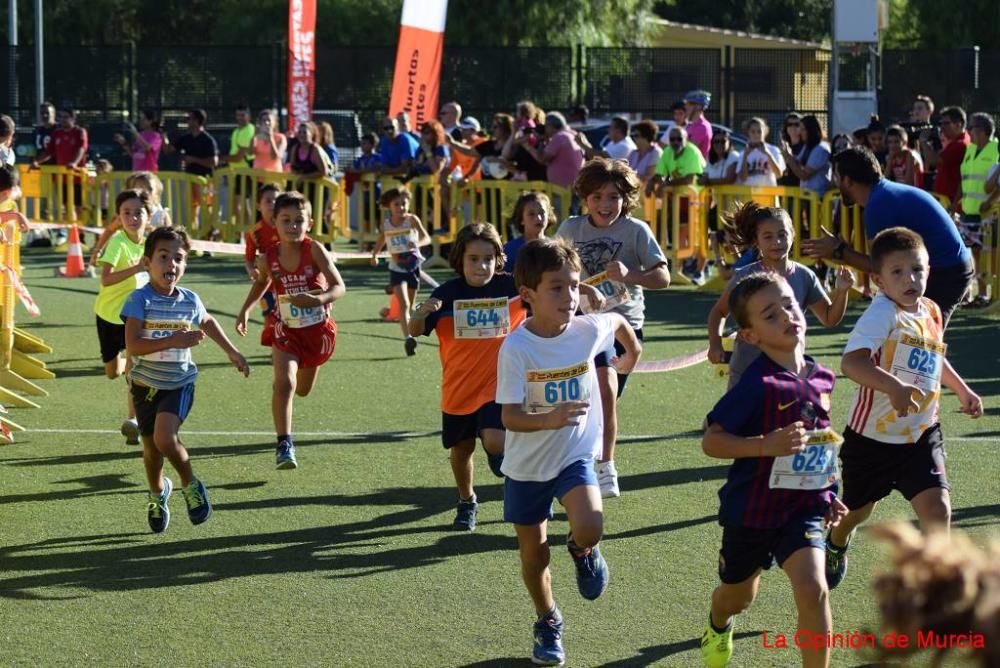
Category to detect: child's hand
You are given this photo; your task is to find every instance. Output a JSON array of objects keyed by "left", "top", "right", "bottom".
[
  {"left": 417, "top": 298, "right": 442, "bottom": 315},
  {"left": 708, "top": 341, "right": 727, "bottom": 364},
  {"left": 369, "top": 255, "right": 379, "bottom": 267},
  {"left": 824, "top": 496, "right": 848, "bottom": 528},
  {"left": 170, "top": 329, "right": 206, "bottom": 349},
  {"left": 957, "top": 388, "right": 984, "bottom": 418},
  {"left": 605, "top": 261, "right": 629, "bottom": 283},
  {"left": 229, "top": 351, "right": 250, "bottom": 377},
  {"left": 579, "top": 282, "right": 606, "bottom": 312},
  {"left": 545, "top": 401, "right": 589, "bottom": 429},
  {"left": 235, "top": 310, "right": 249, "bottom": 337},
  {"left": 888, "top": 379, "right": 924, "bottom": 417},
  {"left": 761, "top": 421, "right": 807, "bottom": 457},
  {"left": 611, "top": 347, "right": 641, "bottom": 376},
  {"left": 834, "top": 266, "right": 856, "bottom": 291},
  {"left": 289, "top": 292, "right": 323, "bottom": 308},
  {"left": 247, "top": 267, "right": 261, "bottom": 281}
]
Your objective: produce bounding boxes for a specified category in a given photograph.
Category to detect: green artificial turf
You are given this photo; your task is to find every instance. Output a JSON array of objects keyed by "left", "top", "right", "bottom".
[{"left": 1, "top": 246, "right": 997, "bottom": 667}]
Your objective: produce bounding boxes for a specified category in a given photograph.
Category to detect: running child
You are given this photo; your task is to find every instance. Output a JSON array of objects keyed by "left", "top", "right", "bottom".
[
  {"left": 236, "top": 191, "right": 345, "bottom": 470},
  {"left": 370, "top": 187, "right": 430, "bottom": 356},
  {"left": 700, "top": 272, "right": 847, "bottom": 668},
  {"left": 0, "top": 164, "right": 31, "bottom": 235},
  {"left": 503, "top": 191, "right": 554, "bottom": 273},
  {"left": 94, "top": 189, "right": 152, "bottom": 444},
  {"left": 121, "top": 226, "right": 250, "bottom": 533},
  {"left": 497, "top": 237, "right": 641, "bottom": 666},
  {"left": 707, "top": 201, "right": 855, "bottom": 388},
  {"left": 90, "top": 171, "right": 172, "bottom": 266},
  {"left": 408, "top": 223, "right": 526, "bottom": 531},
  {"left": 244, "top": 183, "right": 282, "bottom": 318},
  {"left": 824, "top": 227, "right": 982, "bottom": 589},
  {"left": 556, "top": 156, "right": 670, "bottom": 498}
]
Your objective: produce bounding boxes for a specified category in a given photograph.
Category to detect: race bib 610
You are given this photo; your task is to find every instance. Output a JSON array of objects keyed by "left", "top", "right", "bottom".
[
  {"left": 278, "top": 293, "right": 326, "bottom": 329},
  {"left": 525, "top": 362, "right": 591, "bottom": 414}
]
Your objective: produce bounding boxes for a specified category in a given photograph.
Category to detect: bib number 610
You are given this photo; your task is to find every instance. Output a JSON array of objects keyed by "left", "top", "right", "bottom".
[{"left": 544, "top": 378, "right": 581, "bottom": 403}]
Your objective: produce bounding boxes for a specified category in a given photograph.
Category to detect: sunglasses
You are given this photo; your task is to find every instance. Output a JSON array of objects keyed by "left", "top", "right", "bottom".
[
  {"left": 382, "top": 125, "right": 394, "bottom": 130},
  {"left": 669, "top": 138, "right": 683, "bottom": 144},
  {"left": 712, "top": 138, "right": 727, "bottom": 144},
  {"left": 786, "top": 122, "right": 801, "bottom": 128}
]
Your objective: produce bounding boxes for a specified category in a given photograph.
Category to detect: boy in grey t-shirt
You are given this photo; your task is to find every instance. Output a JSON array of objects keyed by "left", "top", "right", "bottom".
[{"left": 555, "top": 158, "right": 670, "bottom": 498}]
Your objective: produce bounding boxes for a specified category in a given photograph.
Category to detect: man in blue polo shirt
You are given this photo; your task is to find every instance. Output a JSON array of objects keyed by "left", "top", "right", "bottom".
[
  {"left": 803, "top": 146, "right": 974, "bottom": 328},
  {"left": 378, "top": 116, "right": 419, "bottom": 176}
]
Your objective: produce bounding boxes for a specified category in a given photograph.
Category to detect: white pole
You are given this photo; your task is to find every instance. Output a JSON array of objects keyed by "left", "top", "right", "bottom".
[
  {"left": 33, "top": 0, "right": 42, "bottom": 124},
  {"left": 7, "top": 0, "right": 17, "bottom": 113}
]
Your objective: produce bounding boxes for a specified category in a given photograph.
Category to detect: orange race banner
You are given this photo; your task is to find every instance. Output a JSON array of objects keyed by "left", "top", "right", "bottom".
[
  {"left": 288, "top": 0, "right": 317, "bottom": 131},
  {"left": 388, "top": 0, "right": 449, "bottom": 127}
]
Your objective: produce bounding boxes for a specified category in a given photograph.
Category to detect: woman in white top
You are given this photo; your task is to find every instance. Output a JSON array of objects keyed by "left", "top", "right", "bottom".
[
  {"left": 736, "top": 117, "right": 786, "bottom": 187},
  {"left": 699, "top": 130, "right": 739, "bottom": 274}
]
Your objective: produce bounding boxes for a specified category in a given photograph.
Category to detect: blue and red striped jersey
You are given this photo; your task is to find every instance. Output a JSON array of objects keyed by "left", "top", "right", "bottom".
[{"left": 707, "top": 354, "right": 838, "bottom": 529}]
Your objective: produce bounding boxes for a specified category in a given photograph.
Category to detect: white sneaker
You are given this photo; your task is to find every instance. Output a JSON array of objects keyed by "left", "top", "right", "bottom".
[{"left": 596, "top": 460, "right": 620, "bottom": 498}]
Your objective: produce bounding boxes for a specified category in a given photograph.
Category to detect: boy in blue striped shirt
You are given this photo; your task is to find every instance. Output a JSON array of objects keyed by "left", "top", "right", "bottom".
[{"left": 122, "top": 227, "right": 250, "bottom": 533}]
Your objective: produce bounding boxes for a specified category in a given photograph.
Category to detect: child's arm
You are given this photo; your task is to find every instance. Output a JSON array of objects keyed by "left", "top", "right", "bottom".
[
  {"left": 707, "top": 289, "right": 731, "bottom": 363},
  {"left": 809, "top": 266, "right": 855, "bottom": 327},
  {"left": 0, "top": 210, "right": 30, "bottom": 234},
  {"left": 842, "top": 349, "right": 925, "bottom": 417},
  {"left": 606, "top": 260, "right": 670, "bottom": 289},
  {"left": 608, "top": 312, "right": 642, "bottom": 374},
  {"left": 702, "top": 421, "right": 807, "bottom": 460},
  {"left": 124, "top": 316, "right": 205, "bottom": 357},
  {"left": 407, "top": 298, "right": 441, "bottom": 338},
  {"left": 578, "top": 282, "right": 606, "bottom": 312},
  {"left": 501, "top": 401, "right": 590, "bottom": 434},
  {"left": 408, "top": 215, "right": 432, "bottom": 248},
  {"left": 941, "top": 358, "right": 984, "bottom": 417},
  {"left": 90, "top": 217, "right": 121, "bottom": 265},
  {"left": 199, "top": 313, "right": 250, "bottom": 377},
  {"left": 288, "top": 243, "right": 346, "bottom": 308},
  {"left": 235, "top": 259, "right": 272, "bottom": 337},
  {"left": 100, "top": 256, "right": 146, "bottom": 287},
  {"left": 370, "top": 230, "right": 386, "bottom": 266}
]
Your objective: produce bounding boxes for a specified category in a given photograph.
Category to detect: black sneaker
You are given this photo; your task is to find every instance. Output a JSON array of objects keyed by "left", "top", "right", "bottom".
[
  {"left": 146, "top": 478, "right": 172, "bottom": 533},
  {"left": 404, "top": 337, "right": 417, "bottom": 356},
  {"left": 453, "top": 498, "right": 478, "bottom": 531},
  {"left": 825, "top": 531, "right": 851, "bottom": 589}
]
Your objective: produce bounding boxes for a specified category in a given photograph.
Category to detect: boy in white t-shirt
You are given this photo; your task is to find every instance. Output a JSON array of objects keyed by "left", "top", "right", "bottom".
[
  {"left": 825, "top": 227, "right": 982, "bottom": 590},
  {"left": 497, "top": 238, "right": 642, "bottom": 666}
]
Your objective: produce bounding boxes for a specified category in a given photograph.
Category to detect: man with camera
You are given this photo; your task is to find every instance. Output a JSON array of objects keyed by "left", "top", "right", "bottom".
[{"left": 920, "top": 106, "right": 969, "bottom": 204}]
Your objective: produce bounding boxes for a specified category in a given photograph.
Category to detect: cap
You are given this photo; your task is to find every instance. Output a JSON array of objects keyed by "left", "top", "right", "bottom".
[
  {"left": 684, "top": 90, "right": 711, "bottom": 109},
  {"left": 459, "top": 116, "right": 481, "bottom": 131}
]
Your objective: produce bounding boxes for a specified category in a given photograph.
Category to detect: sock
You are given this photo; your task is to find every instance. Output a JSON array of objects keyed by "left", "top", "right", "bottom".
[
  {"left": 566, "top": 536, "right": 590, "bottom": 557},
  {"left": 538, "top": 606, "right": 562, "bottom": 623},
  {"left": 709, "top": 612, "right": 731, "bottom": 634},
  {"left": 277, "top": 434, "right": 292, "bottom": 445},
  {"left": 459, "top": 494, "right": 477, "bottom": 504}
]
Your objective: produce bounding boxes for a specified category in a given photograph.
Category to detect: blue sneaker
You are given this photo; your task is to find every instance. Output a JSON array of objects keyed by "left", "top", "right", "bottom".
[
  {"left": 568, "top": 539, "right": 609, "bottom": 600},
  {"left": 487, "top": 451, "right": 505, "bottom": 478},
  {"left": 276, "top": 440, "right": 298, "bottom": 470},
  {"left": 453, "top": 497, "right": 478, "bottom": 531},
  {"left": 532, "top": 614, "right": 565, "bottom": 666},
  {"left": 147, "top": 477, "right": 172, "bottom": 533},
  {"left": 182, "top": 479, "right": 212, "bottom": 525},
  {"left": 825, "top": 531, "right": 851, "bottom": 590}
]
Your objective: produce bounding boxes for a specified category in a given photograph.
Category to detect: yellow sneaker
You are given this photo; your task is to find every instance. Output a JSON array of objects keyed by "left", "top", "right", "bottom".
[{"left": 701, "top": 618, "right": 734, "bottom": 667}]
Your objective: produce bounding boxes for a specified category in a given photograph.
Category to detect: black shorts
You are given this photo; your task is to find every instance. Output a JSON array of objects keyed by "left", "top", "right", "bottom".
[
  {"left": 389, "top": 268, "right": 420, "bottom": 289},
  {"left": 96, "top": 315, "right": 126, "bottom": 364},
  {"left": 925, "top": 259, "right": 975, "bottom": 329},
  {"left": 130, "top": 382, "right": 196, "bottom": 437},
  {"left": 839, "top": 424, "right": 949, "bottom": 510},
  {"left": 594, "top": 327, "right": 643, "bottom": 398},
  {"left": 718, "top": 511, "right": 827, "bottom": 584},
  {"left": 441, "top": 401, "right": 504, "bottom": 449}
]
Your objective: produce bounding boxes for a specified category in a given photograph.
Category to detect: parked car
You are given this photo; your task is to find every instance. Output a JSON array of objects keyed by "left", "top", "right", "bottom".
[{"left": 579, "top": 120, "right": 747, "bottom": 155}]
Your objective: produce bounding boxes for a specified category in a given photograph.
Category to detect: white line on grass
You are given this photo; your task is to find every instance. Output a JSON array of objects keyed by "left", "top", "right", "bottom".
[{"left": 23, "top": 428, "right": 998, "bottom": 443}]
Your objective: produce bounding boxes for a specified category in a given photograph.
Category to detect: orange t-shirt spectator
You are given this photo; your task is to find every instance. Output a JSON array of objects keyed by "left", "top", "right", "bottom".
[{"left": 450, "top": 117, "right": 486, "bottom": 181}]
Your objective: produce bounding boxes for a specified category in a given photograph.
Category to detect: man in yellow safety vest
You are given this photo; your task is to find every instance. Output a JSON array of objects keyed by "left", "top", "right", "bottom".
[{"left": 953, "top": 112, "right": 998, "bottom": 307}]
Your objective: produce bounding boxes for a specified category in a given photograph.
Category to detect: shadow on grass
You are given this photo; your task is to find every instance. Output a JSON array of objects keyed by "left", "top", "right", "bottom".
[
  {"left": 0, "top": 477, "right": 266, "bottom": 505},
  {"left": 600, "top": 631, "right": 759, "bottom": 667},
  {"left": 952, "top": 503, "right": 1000, "bottom": 529},
  {"left": 621, "top": 465, "right": 728, "bottom": 493},
  {"left": 0, "top": 482, "right": 509, "bottom": 598},
  {"left": 3, "top": 432, "right": 431, "bottom": 468},
  {"left": 455, "top": 657, "right": 533, "bottom": 667}
]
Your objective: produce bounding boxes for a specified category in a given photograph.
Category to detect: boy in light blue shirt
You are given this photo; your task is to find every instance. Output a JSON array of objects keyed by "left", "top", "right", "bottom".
[{"left": 121, "top": 227, "right": 250, "bottom": 534}]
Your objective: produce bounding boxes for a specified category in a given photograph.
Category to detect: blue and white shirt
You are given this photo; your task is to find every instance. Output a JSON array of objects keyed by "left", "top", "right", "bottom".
[{"left": 121, "top": 284, "right": 207, "bottom": 390}]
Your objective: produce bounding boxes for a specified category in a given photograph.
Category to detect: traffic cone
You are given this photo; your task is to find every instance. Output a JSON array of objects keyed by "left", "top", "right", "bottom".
[
  {"left": 57, "top": 225, "right": 87, "bottom": 278},
  {"left": 380, "top": 294, "right": 402, "bottom": 322}
]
